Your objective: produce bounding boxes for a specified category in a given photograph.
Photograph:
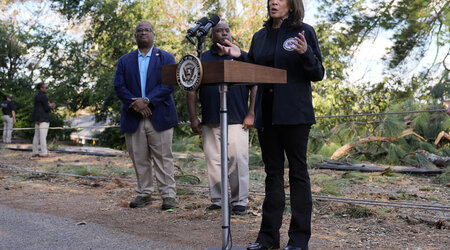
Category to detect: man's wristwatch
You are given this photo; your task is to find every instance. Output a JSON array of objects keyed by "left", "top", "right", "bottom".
[{"left": 143, "top": 97, "right": 150, "bottom": 104}]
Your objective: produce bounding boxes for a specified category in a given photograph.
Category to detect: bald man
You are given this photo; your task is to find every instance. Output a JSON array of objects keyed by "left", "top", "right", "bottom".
[
  {"left": 114, "top": 21, "right": 178, "bottom": 210},
  {"left": 187, "top": 21, "right": 256, "bottom": 215}
]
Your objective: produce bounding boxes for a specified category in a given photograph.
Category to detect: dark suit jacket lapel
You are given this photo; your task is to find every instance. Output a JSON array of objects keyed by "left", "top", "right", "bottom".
[
  {"left": 131, "top": 50, "right": 142, "bottom": 94},
  {"left": 146, "top": 48, "right": 158, "bottom": 92}
]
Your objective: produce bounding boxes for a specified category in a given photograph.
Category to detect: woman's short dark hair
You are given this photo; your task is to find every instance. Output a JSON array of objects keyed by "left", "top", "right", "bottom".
[
  {"left": 36, "top": 83, "right": 42, "bottom": 90},
  {"left": 265, "top": 0, "right": 304, "bottom": 28}
]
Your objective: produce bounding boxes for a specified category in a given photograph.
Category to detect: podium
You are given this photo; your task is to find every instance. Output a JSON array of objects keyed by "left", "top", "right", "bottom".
[{"left": 163, "top": 60, "right": 286, "bottom": 250}]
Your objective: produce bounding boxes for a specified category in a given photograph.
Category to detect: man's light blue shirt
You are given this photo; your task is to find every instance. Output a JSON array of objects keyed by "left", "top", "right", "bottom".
[{"left": 138, "top": 47, "right": 154, "bottom": 98}]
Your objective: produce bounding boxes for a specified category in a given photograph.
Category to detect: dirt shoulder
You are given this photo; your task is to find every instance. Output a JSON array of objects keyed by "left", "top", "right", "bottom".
[{"left": 0, "top": 147, "right": 449, "bottom": 249}]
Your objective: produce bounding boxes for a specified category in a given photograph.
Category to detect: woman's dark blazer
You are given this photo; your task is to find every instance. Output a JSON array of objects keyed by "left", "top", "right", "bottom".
[{"left": 248, "top": 20, "right": 325, "bottom": 128}]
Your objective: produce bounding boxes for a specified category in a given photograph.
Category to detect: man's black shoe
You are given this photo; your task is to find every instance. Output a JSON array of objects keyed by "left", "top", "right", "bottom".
[
  {"left": 129, "top": 195, "right": 152, "bottom": 208},
  {"left": 205, "top": 204, "right": 221, "bottom": 210},
  {"left": 232, "top": 205, "right": 247, "bottom": 215},
  {"left": 247, "top": 242, "right": 275, "bottom": 250},
  {"left": 283, "top": 246, "right": 302, "bottom": 250},
  {"left": 161, "top": 197, "right": 176, "bottom": 210}
]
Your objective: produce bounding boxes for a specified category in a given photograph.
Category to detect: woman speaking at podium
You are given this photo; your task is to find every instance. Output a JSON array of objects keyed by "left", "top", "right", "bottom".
[{"left": 217, "top": 0, "right": 324, "bottom": 249}]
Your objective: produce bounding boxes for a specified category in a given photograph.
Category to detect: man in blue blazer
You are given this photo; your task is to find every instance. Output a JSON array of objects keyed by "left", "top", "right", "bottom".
[{"left": 114, "top": 21, "right": 178, "bottom": 210}]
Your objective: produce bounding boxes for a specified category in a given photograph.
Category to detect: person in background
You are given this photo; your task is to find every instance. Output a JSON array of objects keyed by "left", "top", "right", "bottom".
[
  {"left": 2, "top": 94, "right": 16, "bottom": 144},
  {"left": 114, "top": 20, "right": 178, "bottom": 211},
  {"left": 31, "top": 84, "right": 55, "bottom": 157},
  {"left": 216, "top": 0, "right": 325, "bottom": 249},
  {"left": 187, "top": 21, "right": 257, "bottom": 215}
]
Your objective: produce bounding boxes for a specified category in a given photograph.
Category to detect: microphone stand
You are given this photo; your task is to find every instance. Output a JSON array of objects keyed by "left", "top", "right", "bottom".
[
  {"left": 190, "top": 31, "right": 244, "bottom": 250},
  {"left": 196, "top": 35, "right": 204, "bottom": 60}
]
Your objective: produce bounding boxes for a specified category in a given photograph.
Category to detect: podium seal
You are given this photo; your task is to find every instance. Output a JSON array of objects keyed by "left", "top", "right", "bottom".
[{"left": 176, "top": 55, "right": 203, "bottom": 91}]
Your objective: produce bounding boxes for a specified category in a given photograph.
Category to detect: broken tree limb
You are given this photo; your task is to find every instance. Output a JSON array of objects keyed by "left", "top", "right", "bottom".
[
  {"left": 317, "top": 162, "right": 442, "bottom": 174},
  {"left": 433, "top": 131, "right": 450, "bottom": 145},
  {"left": 331, "top": 129, "right": 426, "bottom": 160},
  {"left": 413, "top": 150, "right": 450, "bottom": 168}
]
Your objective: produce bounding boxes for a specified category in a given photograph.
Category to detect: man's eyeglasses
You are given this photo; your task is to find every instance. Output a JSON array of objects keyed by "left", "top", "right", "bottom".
[{"left": 136, "top": 28, "right": 153, "bottom": 33}]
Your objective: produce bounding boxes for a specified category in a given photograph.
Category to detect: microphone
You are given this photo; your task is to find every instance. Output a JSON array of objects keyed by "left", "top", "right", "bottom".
[
  {"left": 196, "top": 15, "right": 220, "bottom": 38},
  {"left": 186, "top": 17, "right": 209, "bottom": 37}
]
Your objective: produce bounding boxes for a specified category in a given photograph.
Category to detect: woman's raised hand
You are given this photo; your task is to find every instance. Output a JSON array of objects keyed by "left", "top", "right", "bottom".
[{"left": 216, "top": 40, "right": 242, "bottom": 58}]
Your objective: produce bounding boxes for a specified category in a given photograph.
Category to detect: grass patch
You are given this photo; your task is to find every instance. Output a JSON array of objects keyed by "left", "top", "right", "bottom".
[
  {"left": 439, "top": 169, "right": 450, "bottom": 185},
  {"left": 307, "top": 154, "right": 327, "bottom": 168},
  {"left": 176, "top": 187, "right": 195, "bottom": 196},
  {"left": 45, "top": 164, "right": 135, "bottom": 178},
  {"left": 249, "top": 170, "right": 266, "bottom": 182},
  {"left": 108, "top": 165, "right": 135, "bottom": 177},
  {"left": 371, "top": 173, "right": 402, "bottom": 184},
  {"left": 75, "top": 166, "right": 101, "bottom": 176},
  {"left": 334, "top": 205, "right": 375, "bottom": 218},
  {"left": 172, "top": 135, "right": 202, "bottom": 152},
  {"left": 380, "top": 167, "right": 397, "bottom": 177},
  {"left": 284, "top": 202, "right": 291, "bottom": 215},
  {"left": 341, "top": 171, "right": 369, "bottom": 183},
  {"left": 317, "top": 142, "right": 341, "bottom": 157},
  {"left": 377, "top": 208, "right": 393, "bottom": 214},
  {"left": 419, "top": 186, "right": 433, "bottom": 191},
  {"left": 175, "top": 175, "right": 201, "bottom": 185},
  {"left": 321, "top": 179, "right": 347, "bottom": 196},
  {"left": 311, "top": 173, "right": 348, "bottom": 196},
  {"left": 426, "top": 196, "right": 439, "bottom": 202},
  {"left": 184, "top": 202, "right": 203, "bottom": 210},
  {"left": 389, "top": 190, "right": 419, "bottom": 201},
  {"left": 249, "top": 147, "right": 263, "bottom": 169}
]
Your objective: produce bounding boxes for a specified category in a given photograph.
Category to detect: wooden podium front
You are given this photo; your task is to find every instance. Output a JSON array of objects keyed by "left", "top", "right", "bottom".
[{"left": 162, "top": 60, "right": 286, "bottom": 86}]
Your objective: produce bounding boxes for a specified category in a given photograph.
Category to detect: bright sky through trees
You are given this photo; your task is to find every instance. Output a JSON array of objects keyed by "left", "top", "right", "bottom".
[{"left": 3, "top": 0, "right": 446, "bottom": 86}]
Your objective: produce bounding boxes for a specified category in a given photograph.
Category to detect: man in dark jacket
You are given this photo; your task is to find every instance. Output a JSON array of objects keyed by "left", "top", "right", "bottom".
[
  {"left": 31, "top": 84, "right": 55, "bottom": 157},
  {"left": 2, "top": 95, "right": 16, "bottom": 143},
  {"left": 187, "top": 21, "right": 257, "bottom": 215},
  {"left": 113, "top": 21, "right": 178, "bottom": 210}
]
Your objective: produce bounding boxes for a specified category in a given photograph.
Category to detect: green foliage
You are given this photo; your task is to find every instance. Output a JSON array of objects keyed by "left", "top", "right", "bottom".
[
  {"left": 311, "top": 173, "right": 348, "bottom": 196},
  {"left": 1, "top": 1, "right": 449, "bottom": 169},
  {"left": 385, "top": 144, "right": 407, "bottom": 165},
  {"left": 316, "top": 0, "right": 448, "bottom": 73},
  {"left": 413, "top": 110, "right": 448, "bottom": 140},
  {"left": 45, "top": 163, "right": 134, "bottom": 178},
  {"left": 320, "top": 179, "right": 347, "bottom": 196},
  {"left": 439, "top": 169, "right": 450, "bottom": 185},
  {"left": 329, "top": 125, "right": 353, "bottom": 144},
  {"left": 172, "top": 133, "right": 202, "bottom": 152},
  {"left": 418, "top": 186, "right": 433, "bottom": 191},
  {"left": 442, "top": 115, "right": 450, "bottom": 131},
  {"left": 249, "top": 146, "right": 263, "bottom": 168},
  {"left": 307, "top": 154, "right": 327, "bottom": 168},
  {"left": 341, "top": 171, "right": 369, "bottom": 183},
  {"left": 415, "top": 154, "right": 437, "bottom": 169},
  {"left": 317, "top": 142, "right": 342, "bottom": 157},
  {"left": 379, "top": 113, "right": 405, "bottom": 138},
  {"left": 418, "top": 142, "right": 439, "bottom": 155},
  {"left": 314, "top": 0, "right": 449, "bottom": 135},
  {"left": 97, "top": 127, "right": 126, "bottom": 150},
  {"left": 440, "top": 148, "right": 450, "bottom": 157}
]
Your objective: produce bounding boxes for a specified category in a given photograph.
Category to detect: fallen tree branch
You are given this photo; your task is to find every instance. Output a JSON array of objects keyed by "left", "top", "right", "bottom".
[
  {"left": 412, "top": 150, "right": 450, "bottom": 168},
  {"left": 317, "top": 162, "right": 442, "bottom": 174},
  {"left": 331, "top": 129, "right": 426, "bottom": 160},
  {"left": 434, "top": 131, "right": 450, "bottom": 145}
]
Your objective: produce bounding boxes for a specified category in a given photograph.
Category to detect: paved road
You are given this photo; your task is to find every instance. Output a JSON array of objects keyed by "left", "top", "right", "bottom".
[{"left": 0, "top": 204, "right": 193, "bottom": 250}]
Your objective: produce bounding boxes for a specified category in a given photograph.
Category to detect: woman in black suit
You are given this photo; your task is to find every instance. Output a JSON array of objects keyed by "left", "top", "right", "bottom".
[{"left": 217, "top": 0, "right": 325, "bottom": 249}]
